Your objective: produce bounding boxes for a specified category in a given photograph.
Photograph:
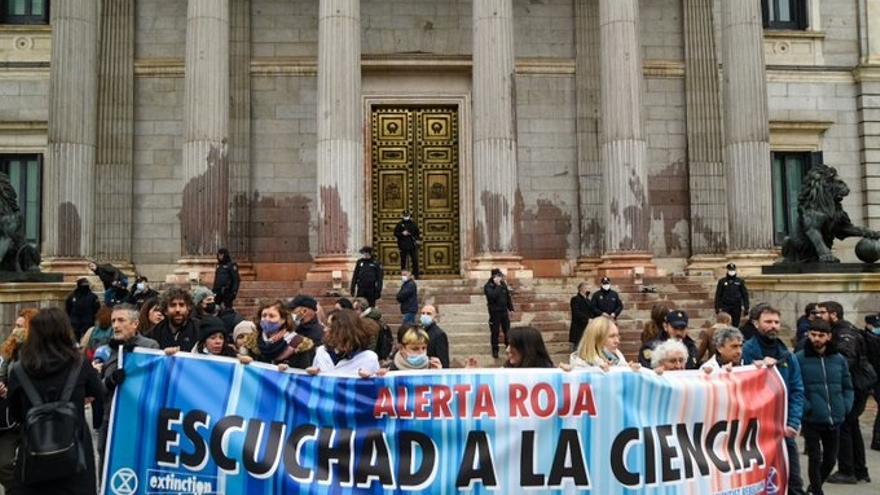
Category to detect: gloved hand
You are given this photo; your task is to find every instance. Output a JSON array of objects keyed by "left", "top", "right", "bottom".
[{"left": 104, "top": 368, "right": 126, "bottom": 390}]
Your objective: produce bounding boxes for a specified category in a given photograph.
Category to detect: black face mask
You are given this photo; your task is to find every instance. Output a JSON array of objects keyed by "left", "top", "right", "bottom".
[{"left": 205, "top": 303, "right": 217, "bottom": 315}]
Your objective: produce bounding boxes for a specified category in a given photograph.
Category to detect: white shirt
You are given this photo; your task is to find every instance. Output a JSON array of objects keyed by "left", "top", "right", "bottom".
[
  {"left": 312, "top": 346, "right": 380, "bottom": 376},
  {"left": 702, "top": 355, "right": 742, "bottom": 371}
]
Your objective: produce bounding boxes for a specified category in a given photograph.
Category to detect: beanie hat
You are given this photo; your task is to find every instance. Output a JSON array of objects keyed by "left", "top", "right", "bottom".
[
  {"left": 809, "top": 319, "right": 832, "bottom": 334},
  {"left": 192, "top": 286, "right": 214, "bottom": 307},
  {"left": 197, "top": 316, "right": 228, "bottom": 344},
  {"left": 289, "top": 295, "right": 318, "bottom": 312},
  {"left": 232, "top": 320, "right": 257, "bottom": 341}
]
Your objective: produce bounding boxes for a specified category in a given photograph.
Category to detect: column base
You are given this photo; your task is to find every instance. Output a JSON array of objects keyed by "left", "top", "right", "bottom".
[
  {"left": 305, "top": 255, "right": 354, "bottom": 291},
  {"left": 597, "top": 253, "right": 657, "bottom": 281},
  {"left": 466, "top": 254, "right": 533, "bottom": 280},
  {"left": 726, "top": 250, "right": 780, "bottom": 276},
  {"left": 40, "top": 257, "right": 92, "bottom": 283},
  {"left": 574, "top": 256, "right": 602, "bottom": 277},
  {"left": 686, "top": 255, "right": 728, "bottom": 277},
  {"left": 235, "top": 260, "right": 257, "bottom": 282},
  {"left": 166, "top": 256, "right": 217, "bottom": 286}
]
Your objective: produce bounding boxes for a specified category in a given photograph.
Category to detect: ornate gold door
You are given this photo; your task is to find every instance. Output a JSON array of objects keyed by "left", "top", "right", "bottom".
[{"left": 371, "top": 106, "right": 460, "bottom": 277}]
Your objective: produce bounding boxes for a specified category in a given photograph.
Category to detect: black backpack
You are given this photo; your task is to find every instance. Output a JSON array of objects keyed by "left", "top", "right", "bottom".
[{"left": 11, "top": 360, "right": 86, "bottom": 484}]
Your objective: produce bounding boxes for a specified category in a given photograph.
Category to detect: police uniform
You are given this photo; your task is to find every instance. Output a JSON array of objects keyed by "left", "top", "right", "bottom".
[
  {"left": 351, "top": 249, "right": 384, "bottom": 307},
  {"left": 714, "top": 263, "right": 749, "bottom": 327},
  {"left": 591, "top": 277, "right": 624, "bottom": 318},
  {"left": 638, "top": 310, "right": 700, "bottom": 369}
]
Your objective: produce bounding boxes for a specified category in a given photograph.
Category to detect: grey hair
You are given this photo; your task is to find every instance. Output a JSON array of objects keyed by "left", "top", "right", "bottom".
[
  {"left": 712, "top": 326, "right": 743, "bottom": 351},
  {"left": 651, "top": 339, "right": 688, "bottom": 369},
  {"left": 577, "top": 282, "right": 589, "bottom": 292},
  {"left": 111, "top": 303, "right": 139, "bottom": 324}
]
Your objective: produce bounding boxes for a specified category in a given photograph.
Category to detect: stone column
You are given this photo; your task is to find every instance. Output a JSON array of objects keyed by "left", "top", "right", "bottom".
[
  {"left": 720, "top": 0, "right": 775, "bottom": 269},
  {"left": 174, "top": 0, "right": 230, "bottom": 281},
  {"left": 684, "top": 0, "right": 728, "bottom": 274},
  {"left": 858, "top": 0, "right": 880, "bottom": 230},
  {"left": 95, "top": 0, "right": 135, "bottom": 269},
  {"left": 470, "top": 0, "right": 527, "bottom": 277},
  {"left": 597, "top": 0, "right": 653, "bottom": 276},
  {"left": 228, "top": 0, "right": 253, "bottom": 277},
  {"left": 574, "top": 0, "right": 604, "bottom": 275},
  {"left": 308, "top": 0, "right": 363, "bottom": 282},
  {"left": 42, "top": 0, "right": 99, "bottom": 274}
]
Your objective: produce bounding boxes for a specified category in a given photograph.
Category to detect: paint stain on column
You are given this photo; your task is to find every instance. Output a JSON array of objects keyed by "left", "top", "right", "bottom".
[
  {"left": 479, "top": 191, "right": 510, "bottom": 253},
  {"left": 57, "top": 202, "right": 81, "bottom": 257},
  {"left": 319, "top": 186, "right": 349, "bottom": 255},
  {"left": 246, "top": 192, "right": 313, "bottom": 262},
  {"left": 179, "top": 143, "right": 229, "bottom": 256},
  {"left": 514, "top": 192, "right": 572, "bottom": 259}
]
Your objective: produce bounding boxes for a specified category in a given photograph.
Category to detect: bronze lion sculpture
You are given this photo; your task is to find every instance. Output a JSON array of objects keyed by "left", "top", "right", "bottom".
[
  {"left": 782, "top": 164, "right": 880, "bottom": 263},
  {"left": 0, "top": 172, "right": 39, "bottom": 272}
]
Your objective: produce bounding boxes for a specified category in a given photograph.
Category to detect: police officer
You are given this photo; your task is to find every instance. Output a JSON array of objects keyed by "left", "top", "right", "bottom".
[
  {"left": 213, "top": 247, "right": 240, "bottom": 310},
  {"left": 714, "top": 263, "right": 749, "bottom": 327},
  {"left": 639, "top": 309, "right": 699, "bottom": 369},
  {"left": 591, "top": 277, "right": 623, "bottom": 319},
  {"left": 484, "top": 268, "right": 514, "bottom": 359},
  {"left": 351, "top": 246, "right": 384, "bottom": 307},
  {"left": 393, "top": 210, "right": 420, "bottom": 279}
]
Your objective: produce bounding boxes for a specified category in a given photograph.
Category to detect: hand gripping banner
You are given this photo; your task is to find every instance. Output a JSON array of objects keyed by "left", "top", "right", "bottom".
[{"left": 102, "top": 349, "right": 789, "bottom": 495}]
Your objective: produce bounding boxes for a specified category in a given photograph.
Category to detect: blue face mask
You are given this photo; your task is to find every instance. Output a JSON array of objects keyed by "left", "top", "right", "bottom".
[
  {"left": 419, "top": 315, "right": 433, "bottom": 327},
  {"left": 261, "top": 320, "right": 282, "bottom": 335},
  {"left": 406, "top": 353, "right": 429, "bottom": 368},
  {"left": 872, "top": 326, "right": 880, "bottom": 336}
]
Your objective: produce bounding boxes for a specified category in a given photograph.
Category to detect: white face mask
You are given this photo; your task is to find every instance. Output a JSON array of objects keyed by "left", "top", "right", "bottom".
[
  {"left": 601, "top": 284, "right": 611, "bottom": 291},
  {"left": 727, "top": 270, "right": 736, "bottom": 277},
  {"left": 135, "top": 282, "right": 146, "bottom": 292},
  {"left": 401, "top": 276, "right": 408, "bottom": 282}
]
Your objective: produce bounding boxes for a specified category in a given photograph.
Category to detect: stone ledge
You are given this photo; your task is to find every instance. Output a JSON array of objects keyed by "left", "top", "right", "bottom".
[{"left": 746, "top": 272, "right": 880, "bottom": 292}]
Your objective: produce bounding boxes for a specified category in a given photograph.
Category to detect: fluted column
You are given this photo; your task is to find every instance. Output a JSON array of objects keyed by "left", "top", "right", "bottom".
[
  {"left": 181, "top": 0, "right": 230, "bottom": 257},
  {"left": 575, "top": 0, "right": 603, "bottom": 272},
  {"left": 43, "top": 0, "right": 99, "bottom": 262},
  {"left": 229, "top": 0, "right": 252, "bottom": 259},
  {"left": 598, "top": 0, "right": 650, "bottom": 263},
  {"left": 473, "top": 0, "right": 518, "bottom": 256},
  {"left": 95, "top": 0, "right": 135, "bottom": 264},
  {"left": 316, "top": 0, "right": 362, "bottom": 257},
  {"left": 721, "top": 0, "right": 774, "bottom": 252},
  {"left": 684, "top": 0, "right": 728, "bottom": 260}
]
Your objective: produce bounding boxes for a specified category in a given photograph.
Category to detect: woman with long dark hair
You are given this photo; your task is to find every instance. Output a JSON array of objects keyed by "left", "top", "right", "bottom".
[
  {"left": 6, "top": 307, "right": 103, "bottom": 494},
  {"left": 137, "top": 296, "right": 164, "bottom": 337},
  {"left": 504, "top": 326, "right": 554, "bottom": 369}
]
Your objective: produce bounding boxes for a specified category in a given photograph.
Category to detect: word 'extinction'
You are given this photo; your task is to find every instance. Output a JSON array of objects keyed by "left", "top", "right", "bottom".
[{"left": 154, "top": 408, "right": 765, "bottom": 490}]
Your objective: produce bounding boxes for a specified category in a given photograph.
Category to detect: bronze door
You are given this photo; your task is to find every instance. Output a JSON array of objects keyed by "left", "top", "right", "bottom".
[{"left": 371, "top": 106, "right": 460, "bottom": 277}]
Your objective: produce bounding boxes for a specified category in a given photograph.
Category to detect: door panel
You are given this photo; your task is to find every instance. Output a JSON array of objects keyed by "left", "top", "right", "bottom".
[{"left": 371, "top": 106, "right": 460, "bottom": 277}]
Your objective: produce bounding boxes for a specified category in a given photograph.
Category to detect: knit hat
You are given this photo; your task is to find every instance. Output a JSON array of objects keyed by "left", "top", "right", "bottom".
[
  {"left": 232, "top": 320, "right": 257, "bottom": 341},
  {"left": 197, "top": 316, "right": 228, "bottom": 345},
  {"left": 809, "top": 319, "right": 832, "bottom": 334},
  {"left": 289, "top": 295, "right": 318, "bottom": 312},
  {"left": 192, "top": 286, "right": 214, "bottom": 307}
]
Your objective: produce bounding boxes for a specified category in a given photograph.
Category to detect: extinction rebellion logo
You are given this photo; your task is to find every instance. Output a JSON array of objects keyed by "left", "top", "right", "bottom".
[{"left": 110, "top": 467, "right": 216, "bottom": 495}]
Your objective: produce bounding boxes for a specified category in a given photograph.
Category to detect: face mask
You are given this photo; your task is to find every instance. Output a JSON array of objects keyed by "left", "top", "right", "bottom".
[
  {"left": 401, "top": 276, "right": 408, "bottom": 282},
  {"left": 204, "top": 303, "right": 217, "bottom": 315},
  {"left": 872, "top": 326, "right": 880, "bottom": 336},
  {"left": 135, "top": 282, "right": 146, "bottom": 292},
  {"left": 419, "top": 315, "right": 433, "bottom": 327},
  {"left": 727, "top": 271, "right": 736, "bottom": 277},
  {"left": 405, "top": 353, "right": 429, "bottom": 368},
  {"left": 601, "top": 284, "right": 611, "bottom": 291},
  {"left": 403, "top": 216, "right": 411, "bottom": 221},
  {"left": 261, "top": 320, "right": 282, "bottom": 335}
]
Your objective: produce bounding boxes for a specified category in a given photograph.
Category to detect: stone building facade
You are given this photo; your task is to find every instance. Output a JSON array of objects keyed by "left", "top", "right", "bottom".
[{"left": 1, "top": 0, "right": 879, "bottom": 281}]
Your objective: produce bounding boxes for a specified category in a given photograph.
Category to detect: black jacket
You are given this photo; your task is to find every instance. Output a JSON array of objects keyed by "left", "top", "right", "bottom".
[
  {"left": 591, "top": 289, "right": 623, "bottom": 318},
  {"left": 351, "top": 257, "right": 384, "bottom": 295},
  {"left": 740, "top": 320, "right": 758, "bottom": 341},
  {"left": 484, "top": 280, "right": 514, "bottom": 313},
  {"left": 151, "top": 318, "right": 200, "bottom": 351},
  {"left": 65, "top": 287, "right": 100, "bottom": 337},
  {"left": 396, "top": 279, "right": 419, "bottom": 314},
  {"left": 296, "top": 318, "right": 325, "bottom": 347},
  {"left": 127, "top": 287, "right": 159, "bottom": 309},
  {"left": 714, "top": 275, "right": 749, "bottom": 312},
  {"left": 425, "top": 323, "right": 450, "bottom": 369},
  {"left": 833, "top": 319, "right": 876, "bottom": 391},
  {"left": 638, "top": 332, "right": 700, "bottom": 370},
  {"left": 213, "top": 257, "right": 241, "bottom": 298},
  {"left": 91, "top": 263, "right": 124, "bottom": 290},
  {"left": 569, "top": 294, "right": 597, "bottom": 345},
  {"left": 393, "top": 218, "right": 421, "bottom": 251}
]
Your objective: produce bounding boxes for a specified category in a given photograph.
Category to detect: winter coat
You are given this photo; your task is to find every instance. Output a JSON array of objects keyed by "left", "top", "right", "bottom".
[
  {"left": 742, "top": 335, "right": 805, "bottom": 430},
  {"left": 796, "top": 342, "right": 853, "bottom": 426},
  {"left": 296, "top": 318, "right": 325, "bottom": 347},
  {"left": 714, "top": 275, "right": 749, "bottom": 312},
  {"left": 91, "top": 263, "right": 124, "bottom": 290},
  {"left": 568, "top": 293, "right": 597, "bottom": 345},
  {"left": 213, "top": 257, "right": 241, "bottom": 299},
  {"left": 65, "top": 287, "right": 100, "bottom": 338},
  {"left": 242, "top": 331, "right": 315, "bottom": 370},
  {"left": 424, "top": 322, "right": 450, "bottom": 369},
  {"left": 591, "top": 289, "right": 623, "bottom": 318},
  {"left": 126, "top": 287, "right": 158, "bottom": 309},
  {"left": 351, "top": 258, "right": 384, "bottom": 296},
  {"left": 312, "top": 346, "right": 380, "bottom": 376},
  {"left": 150, "top": 318, "right": 200, "bottom": 351},
  {"left": 833, "top": 319, "right": 877, "bottom": 391},
  {"left": 396, "top": 279, "right": 419, "bottom": 314},
  {"left": 484, "top": 280, "right": 514, "bottom": 313},
  {"left": 393, "top": 218, "right": 421, "bottom": 251}
]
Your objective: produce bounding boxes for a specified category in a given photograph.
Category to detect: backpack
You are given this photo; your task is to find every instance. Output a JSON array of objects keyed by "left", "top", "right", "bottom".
[{"left": 11, "top": 360, "right": 86, "bottom": 484}]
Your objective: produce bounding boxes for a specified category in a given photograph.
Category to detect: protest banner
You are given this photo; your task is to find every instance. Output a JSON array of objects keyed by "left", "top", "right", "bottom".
[{"left": 102, "top": 349, "right": 788, "bottom": 495}]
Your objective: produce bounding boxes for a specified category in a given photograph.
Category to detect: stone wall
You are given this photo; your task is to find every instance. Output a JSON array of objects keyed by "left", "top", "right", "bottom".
[
  {"left": 252, "top": 0, "right": 318, "bottom": 58},
  {"left": 0, "top": 79, "right": 48, "bottom": 122},
  {"left": 513, "top": 0, "right": 574, "bottom": 58},
  {"left": 135, "top": 0, "right": 186, "bottom": 59},
  {"left": 362, "top": 0, "right": 471, "bottom": 56},
  {"left": 820, "top": 0, "right": 859, "bottom": 67},
  {"left": 640, "top": 0, "right": 683, "bottom": 61}
]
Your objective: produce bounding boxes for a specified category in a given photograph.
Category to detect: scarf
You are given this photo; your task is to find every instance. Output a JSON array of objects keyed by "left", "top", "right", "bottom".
[
  {"left": 258, "top": 331, "right": 290, "bottom": 362},
  {"left": 756, "top": 333, "right": 785, "bottom": 360},
  {"left": 392, "top": 352, "right": 428, "bottom": 370}
]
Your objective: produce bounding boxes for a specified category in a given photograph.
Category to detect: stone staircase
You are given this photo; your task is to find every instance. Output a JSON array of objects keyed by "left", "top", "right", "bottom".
[{"left": 234, "top": 274, "right": 719, "bottom": 367}]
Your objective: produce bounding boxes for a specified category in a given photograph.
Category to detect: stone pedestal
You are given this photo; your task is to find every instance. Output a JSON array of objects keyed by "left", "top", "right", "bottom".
[
  {"left": 686, "top": 255, "right": 728, "bottom": 277},
  {"left": 166, "top": 256, "right": 217, "bottom": 286},
  {"left": 574, "top": 256, "right": 603, "bottom": 277},
  {"left": 597, "top": 253, "right": 656, "bottom": 279},
  {"left": 0, "top": 283, "right": 71, "bottom": 339},
  {"left": 305, "top": 255, "right": 354, "bottom": 291},
  {"left": 726, "top": 251, "right": 779, "bottom": 276},
  {"left": 465, "top": 254, "right": 533, "bottom": 281}
]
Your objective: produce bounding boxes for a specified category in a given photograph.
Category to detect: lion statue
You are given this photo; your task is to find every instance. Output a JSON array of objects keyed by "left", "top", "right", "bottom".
[
  {"left": 0, "top": 172, "right": 40, "bottom": 272},
  {"left": 782, "top": 163, "right": 880, "bottom": 263}
]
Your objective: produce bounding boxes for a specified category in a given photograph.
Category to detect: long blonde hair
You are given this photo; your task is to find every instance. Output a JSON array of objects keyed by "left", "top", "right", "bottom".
[{"left": 575, "top": 316, "right": 616, "bottom": 365}]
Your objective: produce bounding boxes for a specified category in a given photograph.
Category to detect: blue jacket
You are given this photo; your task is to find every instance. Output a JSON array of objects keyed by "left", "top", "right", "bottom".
[
  {"left": 742, "top": 336, "right": 805, "bottom": 430},
  {"left": 396, "top": 279, "right": 418, "bottom": 314},
  {"left": 795, "top": 344, "right": 853, "bottom": 426}
]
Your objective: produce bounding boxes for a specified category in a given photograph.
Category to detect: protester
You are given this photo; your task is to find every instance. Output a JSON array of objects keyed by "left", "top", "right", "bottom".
[
  {"left": 817, "top": 301, "right": 874, "bottom": 484},
  {"left": 6, "top": 307, "right": 103, "bottom": 494},
  {"left": 79, "top": 305, "right": 113, "bottom": 362},
  {"left": 867, "top": 314, "right": 880, "bottom": 451},
  {"left": 741, "top": 304, "right": 806, "bottom": 495},
  {"left": 0, "top": 308, "right": 37, "bottom": 381},
  {"left": 591, "top": 276, "right": 623, "bottom": 319},
  {"left": 393, "top": 210, "right": 420, "bottom": 278},
  {"left": 151, "top": 288, "right": 200, "bottom": 351},
  {"left": 397, "top": 269, "right": 419, "bottom": 325},
  {"left": 192, "top": 285, "right": 217, "bottom": 319},
  {"left": 192, "top": 316, "right": 237, "bottom": 357},
  {"left": 0, "top": 308, "right": 36, "bottom": 492},
  {"left": 639, "top": 310, "right": 699, "bottom": 369},
  {"left": 217, "top": 303, "right": 245, "bottom": 336},
  {"left": 289, "top": 295, "right": 325, "bottom": 346},
  {"left": 127, "top": 275, "right": 158, "bottom": 309},
  {"left": 640, "top": 301, "right": 674, "bottom": 344},
  {"left": 650, "top": 340, "right": 689, "bottom": 372},
  {"left": 335, "top": 298, "right": 353, "bottom": 310},
  {"left": 351, "top": 246, "right": 383, "bottom": 307},
  {"left": 568, "top": 282, "right": 598, "bottom": 350},
  {"left": 386, "top": 327, "right": 441, "bottom": 371},
  {"left": 796, "top": 319, "right": 854, "bottom": 495},
  {"left": 714, "top": 263, "right": 749, "bottom": 327},
  {"left": 503, "top": 326, "right": 554, "bottom": 369},
  {"left": 88, "top": 261, "right": 126, "bottom": 306},
  {"left": 739, "top": 303, "right": 769, "bottom": 341},
  {"left": 240, "top": 300, "right": 315, "bottom": 369},
  {"left": 715, "top": 311, "right": 733, "bottom": 326},
  {"left": 419, "top": 304, "right": 449, "bottom": 368},
  {"left": 309, "top": 309, "right": 380, "bottom": 376},
  {"left": 796, "top": 302, "right": 818, "bottom": 345},
  {"left": 65, "top": 277, "right": 100, "bottom": 340},
  {"left": 212, "top": 248, "right": 240, "bottom": 310},
  {"left": 232, "top": 320, "right": 256, "bottom": 355},
  {"left": 359, "top": 304, "right": 393, "bottom": 362},
  {"left": 484, "top": 268, "right": 514, "bottom": 359},
  {"left": 696, "top": 323, "right": 721, "bottom": 364},
  {"left": 566, "top": 316, "right": 626, "bottom": 369},
  {"left": 137, "top": 297, "right": 164, "bottom": 337},
  {"left": 702, "top": 326, "right": 744, "bottom": 370}
]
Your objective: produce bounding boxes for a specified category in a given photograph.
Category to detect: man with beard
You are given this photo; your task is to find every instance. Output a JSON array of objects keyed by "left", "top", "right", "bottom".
[
  {"left": 151, "top": 288, "right": 200, "bottom": 351},
  {"left": 742, "top": 305, "right": 806, "bottom": 495}
]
